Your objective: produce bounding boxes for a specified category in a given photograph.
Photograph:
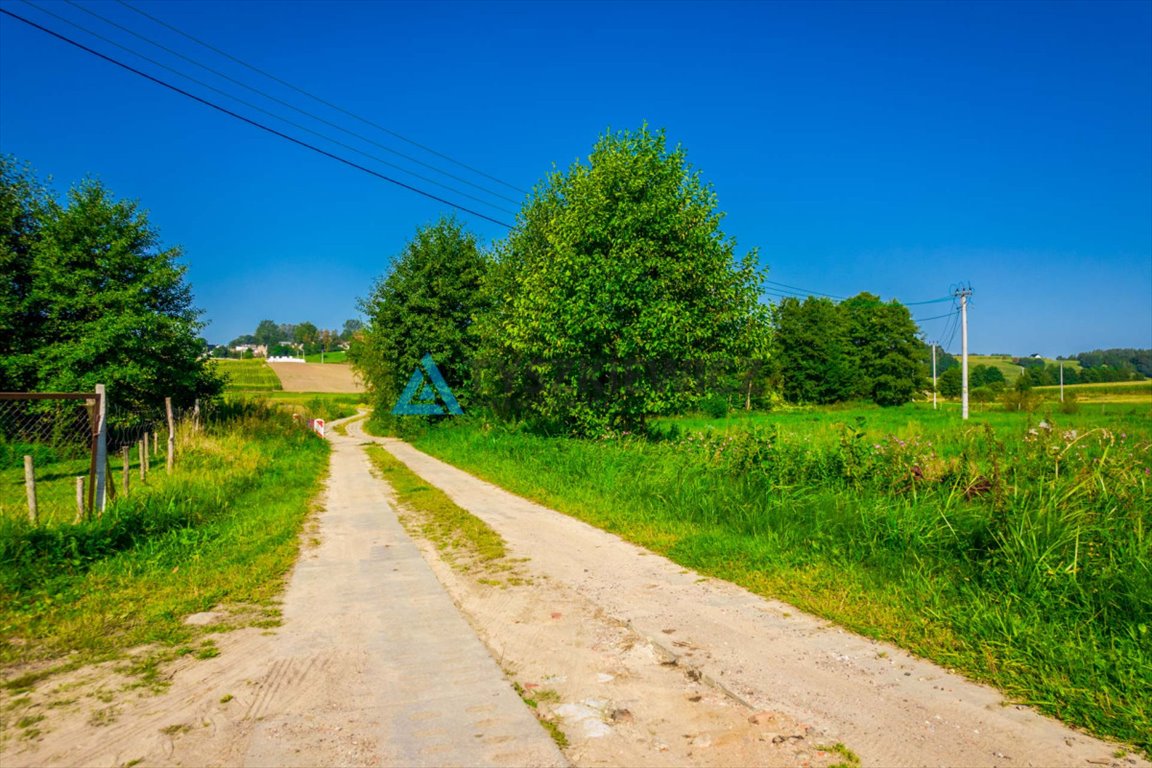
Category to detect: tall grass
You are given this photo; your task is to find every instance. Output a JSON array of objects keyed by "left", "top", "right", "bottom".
[
  {"left": 411, "top": 406, "right": 1151, "bottom": 754},
  {"left": 0, "top": 402, "right": 329, "bottom": 677}
]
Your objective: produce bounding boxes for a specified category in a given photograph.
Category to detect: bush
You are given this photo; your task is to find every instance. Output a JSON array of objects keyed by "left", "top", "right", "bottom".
[{"left": 699, "top": 394, "right": 729, "bottom": 419}]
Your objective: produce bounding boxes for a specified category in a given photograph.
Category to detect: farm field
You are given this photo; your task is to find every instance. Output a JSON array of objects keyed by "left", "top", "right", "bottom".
[
  {"left": 405, "top": 402, "right": 1152, "bottom": 755},
  {"left": 1034, "top": 379, "right": 1152, "bottom": 405},
  {"left": 211, "top": 358, "right": 282, "bottom": 392},
  {"left": 267, "top": 361, "right": 363, "bottom": 393}
]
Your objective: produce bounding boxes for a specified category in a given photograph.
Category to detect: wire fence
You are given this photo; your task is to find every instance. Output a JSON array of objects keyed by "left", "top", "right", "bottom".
[
  {"left": 1, "top": 392, "right": 100, "bottom": 525},
  {"left": 1, "top": 389, "right": 215, "bottom": 526},
  {"left": 0, "top": 394, "right": 95, "bottom": 466}
]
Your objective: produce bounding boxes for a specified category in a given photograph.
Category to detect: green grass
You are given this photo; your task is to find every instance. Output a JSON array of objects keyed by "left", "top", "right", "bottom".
[
  {"left": 364, "top": 445, "right": 524, "bottom": 584},
  {"left": 0, "top": 454, "right": 95, "bottom": 528},
  {"left": 0, "top": 403, "right": 329, "bottom": 688},
  {"left": 409, "top": 404, "right": 1152, "bottom": 756},
  {"left": 968, "top": 355, "right": 1028, "bottom": 381},
  {"left": 302, "top": 351, "right": 348, "bottom": 364},
  {"left": 212, "top": 359, "right": 283, "bottom": 392}
]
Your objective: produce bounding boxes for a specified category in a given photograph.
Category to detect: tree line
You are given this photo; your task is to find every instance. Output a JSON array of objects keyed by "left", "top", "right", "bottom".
[
  {"left": 354, "top": 126, "right": 931, "bottom": 436},
  {"left": 1, "top": 156, "right": 220, "bottom": 416},
  {"left": 220, "top": 318, "right": 362, "bottom": 358},
  {"left": 1057, "top": 348, "right": 1150, "bottom": 379}
]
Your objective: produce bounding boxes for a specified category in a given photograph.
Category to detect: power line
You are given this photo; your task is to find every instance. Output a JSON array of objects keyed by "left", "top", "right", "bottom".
[
  {"left": 913, "top": 309, "right": 959, "bottom": 323},
  {"left": 0, "top": 7, "right": 516, "bottom": 229},
  {"left": 21, "top": 1, "right": 516, "bottom": 216},
  {"left": 61, "top": 0, "right": 522, "bottom": 206},
  {"left": 763, "top": 280, "right": 845, "bottom": 301},
  {"left": 115, "top": 0, "right": 527, "bottom": 195}
]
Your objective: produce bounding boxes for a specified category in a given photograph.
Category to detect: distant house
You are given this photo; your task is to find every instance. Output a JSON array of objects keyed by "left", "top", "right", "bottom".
[
  {"left": 232, "top": 344, "right": 268, "bottom": 357},
  {"left": 1030, "top": 353, "right": 1043, "bottom": 359}
]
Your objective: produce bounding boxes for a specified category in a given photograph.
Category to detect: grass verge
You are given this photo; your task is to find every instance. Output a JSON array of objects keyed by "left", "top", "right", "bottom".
[{"left": 363, "top": 444, "right": 526, "bottom": 586}]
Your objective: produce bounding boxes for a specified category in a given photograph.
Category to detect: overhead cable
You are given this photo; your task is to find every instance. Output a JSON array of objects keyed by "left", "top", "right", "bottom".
[
  {"left": 64, "top": 0, "right": 522, "bottom": 206},
  {"left": 21, "top": 1, "right": 516, "bottom": 216},
  {"left": 0, "top": 7, "right": 516, "bottom": 228},
  {"left": 115, "top": 0, "right": 527, "bottom": 194}
]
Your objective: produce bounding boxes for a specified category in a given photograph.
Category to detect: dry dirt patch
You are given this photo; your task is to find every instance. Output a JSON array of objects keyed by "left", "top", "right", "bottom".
[{"left": 266, "top": 362, "right": 363, "bottom": 393}]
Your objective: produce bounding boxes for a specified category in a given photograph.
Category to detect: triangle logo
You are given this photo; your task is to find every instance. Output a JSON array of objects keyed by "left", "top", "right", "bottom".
[{"left": 391, "top": 354, "right": 464, "bottom": 416}]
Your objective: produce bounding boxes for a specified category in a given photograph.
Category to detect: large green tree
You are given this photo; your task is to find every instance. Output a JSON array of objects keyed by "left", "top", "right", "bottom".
[
  {"left": 0, "top": 156, "right": 48, "bottom": 391},
  {"left": 478, "top": 126, "right": 769, "bottom": 435},
  {"left": 772, "top": 296, "right": 855, "bottom": 404},
  {"left": 773, "top": 292, "right": 922, "bottom": 407},
  {"left": 840, "top": 293, "right": 923, "bottom": 407},
  {"left": 253, "top": 319, "right": 281, "bottom": 350},
  {"left": 356, "top": 216, "right": 486, "bottom": 411},
  {"left": 0, "top": 158, "right": 221, "bottom": 414}
]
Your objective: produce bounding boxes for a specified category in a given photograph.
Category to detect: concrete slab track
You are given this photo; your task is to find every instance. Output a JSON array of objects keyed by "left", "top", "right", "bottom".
[{"left": 243, "top": 433, "right": 566, "bottom": 767}]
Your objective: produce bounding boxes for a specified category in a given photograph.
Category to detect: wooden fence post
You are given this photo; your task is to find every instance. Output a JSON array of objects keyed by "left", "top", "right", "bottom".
[
  {"left": 152, "top": 431, "right": 159, "bottom": 458},
  {"left": 166, "top": 397, "right": 175, "bottom": 475},
  {"left": 121, "top": 446, "right": 130, "bottom": 496},
  {"left": 93, "top": 384, "right": 107, "bottom": 516},
  {"left": 24, "top": 455, "right": 37, "bottom": 525},
  {"left": 193, "top": 398, "right": 201, "bottom": 432},
  {"left": 139, "top": 440, "right": 146, "bottom": 481},
  {"left": 75, "top": 477, "right": 85, "bottom": 522}
]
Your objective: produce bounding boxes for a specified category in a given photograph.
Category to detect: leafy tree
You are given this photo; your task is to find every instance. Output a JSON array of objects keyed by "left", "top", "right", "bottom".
[
  {"left": 253, "top": 319, "right": 281, "bottom": 351},
  {"left": 772, "top": 292, "right": 920, "bottom": 406},
  {"left": 839, "top": 293, "right": 922, "bottom": 406},
  {"left": 0, "top": 156, "right": 49, "bottom": 391},
  {"left": 1, "top": 161, "right": 220, "bottom": 414},
  {"left": 341, "top": 318, "right": 363, "bottom": 342},
  {"left": 772, "top": 296, "right": 854, "bottom": 404},
  {"left": 294, "top": 321, "right": 319, "bottom": 354},
  {"left": 1076, "top": 348, "right": 1152, "bottom": 378},
  {"left": 478, "top": 126, "right": 769, "bottom": 435},
  {"left": 938, "top": 366, "right": 962, "bottom": 398},
  {"left": 229, "top": 333, "right": 257, "bottom": 347},
  {"left": 357, "top": 216, "right": 486, "bottom": 411}
]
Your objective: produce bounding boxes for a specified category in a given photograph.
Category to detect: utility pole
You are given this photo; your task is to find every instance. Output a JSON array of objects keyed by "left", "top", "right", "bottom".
[
  {"left": 1060, "top": 361, "right": 1064, "bottom": 402},
  {"left": 932, "top": 341, "right": 938, "bottom": 410},
  {"left": 955, "top": 287, "right": 972, "bottom": 420}
]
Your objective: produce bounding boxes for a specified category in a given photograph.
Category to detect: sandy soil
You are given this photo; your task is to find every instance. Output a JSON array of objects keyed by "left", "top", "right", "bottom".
[
  {"left": 2, "top": 420, "right": 1146, "bottom": 768},
  {"left": 267, "top": 362, "right": 364, "bottom": 393}
]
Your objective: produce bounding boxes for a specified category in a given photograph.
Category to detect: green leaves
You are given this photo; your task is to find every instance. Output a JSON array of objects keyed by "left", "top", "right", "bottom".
[
  {"left": 773, "top": 293, "right": 923, "bottom": 407},
  {"left": 480, "top": 125, "right": 769, "bottom": 435},
  {"left": 356, "top": 216, "right": 487, "bottom": 412},
  {"left": 0, "top": 157, "right": 221, "bottom": 416}
]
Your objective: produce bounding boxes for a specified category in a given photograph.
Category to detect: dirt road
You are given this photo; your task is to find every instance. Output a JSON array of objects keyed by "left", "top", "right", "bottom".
[{"left": 3, "top": 421, "right": 1145, "bottom": 768}]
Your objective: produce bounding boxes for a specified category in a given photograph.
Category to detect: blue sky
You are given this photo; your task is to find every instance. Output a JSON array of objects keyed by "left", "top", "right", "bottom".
[{"left": 2, "top": 0, "right": 1149, "bottom": 356}]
